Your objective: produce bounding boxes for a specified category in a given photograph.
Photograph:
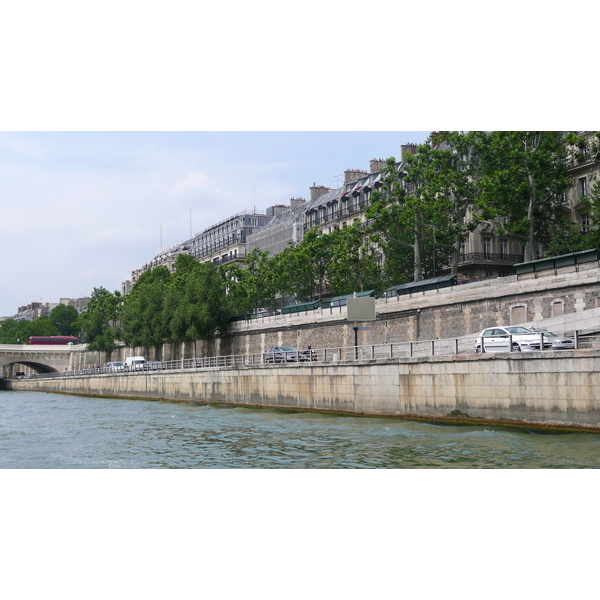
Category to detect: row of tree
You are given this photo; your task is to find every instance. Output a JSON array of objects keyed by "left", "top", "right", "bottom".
[{"left": 3, "top": 131, "right": 599, "bottom": 353}]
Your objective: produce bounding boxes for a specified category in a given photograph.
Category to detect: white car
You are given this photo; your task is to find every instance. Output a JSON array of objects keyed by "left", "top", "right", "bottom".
[
  {"left": 474, "top": 326, "right": 554, "bottom": 353},
  {"left": 106, "top": 361, "right": 124, "bottom": 372}
]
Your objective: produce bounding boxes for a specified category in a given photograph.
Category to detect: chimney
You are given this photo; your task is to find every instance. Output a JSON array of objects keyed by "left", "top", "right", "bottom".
[
  {"left": 400, "top": 143, "right": 418, "bottom": 164},
  {"left": 370, "top": 158, "right": 388, "bottom": 173},
  {"left": 344, "top": 169, "right": 368, "bottom": 185},
  {"left": 310, "top": 184, "right": 331, "bottom": 202},
  {"left": 289, "top": 197, "right": 306, "bottom": 209}
]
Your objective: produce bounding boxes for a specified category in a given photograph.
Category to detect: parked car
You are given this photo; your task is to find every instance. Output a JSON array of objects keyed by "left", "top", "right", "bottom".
[
  {"left": 265, "top": 346, "right": 301, "bottom": 363},
  {"left": 106, "top": 361, "right": 124, "bottom": 372},
  {"left": 474, "top": 326, "right": 554, "bottom": 353},
  {"left": 144, "top": 361, "right": 163, "bottom": 370},
  {"left": 529, "top": 329, "right": 575, "bottom": 350}
]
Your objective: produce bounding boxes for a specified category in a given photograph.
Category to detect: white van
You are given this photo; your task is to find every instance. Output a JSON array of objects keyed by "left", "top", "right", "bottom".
[{"left": 125, "top": 356, "right": 146, "bottom": 370}]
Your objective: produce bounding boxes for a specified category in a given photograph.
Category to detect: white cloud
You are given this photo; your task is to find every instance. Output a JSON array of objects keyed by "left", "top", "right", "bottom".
[{"left": 170, "top": 172, "right": 211, "bottom": 197}]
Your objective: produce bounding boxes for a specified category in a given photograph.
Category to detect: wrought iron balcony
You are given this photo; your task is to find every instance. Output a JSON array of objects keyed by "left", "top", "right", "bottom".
[{"left": 459, "top": 252, "right": 524, "bottom": 265}]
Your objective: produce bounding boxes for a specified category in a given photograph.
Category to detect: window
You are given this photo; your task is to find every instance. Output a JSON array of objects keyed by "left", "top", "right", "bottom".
[
  {"left": 500, "top": 239, "right": 509, "bottom": 259},
  {"left": 581, "top": 214, "right": 591, "bottom": 233},
  {"left": 578, "top": 177, "right": 587, "bottom": 198},
  {"left": 511, "top": 305, "right": 527, "bottom": 324},
  {"left": 483, "top": 237, "right": 492, "bottom": 259}
]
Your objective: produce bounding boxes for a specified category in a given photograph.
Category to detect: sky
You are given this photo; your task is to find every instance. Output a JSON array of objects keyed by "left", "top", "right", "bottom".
[
  {"left": 2, "top": 3, "right": 594, "bottom": 319},
  {"left": 0, "top": 131, "right": 430, "bottom": 317}
]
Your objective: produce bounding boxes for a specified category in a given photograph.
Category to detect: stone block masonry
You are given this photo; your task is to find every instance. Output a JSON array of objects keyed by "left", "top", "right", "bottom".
[{"left": 10, "top": 349, "right": 600, "bottom": 432}]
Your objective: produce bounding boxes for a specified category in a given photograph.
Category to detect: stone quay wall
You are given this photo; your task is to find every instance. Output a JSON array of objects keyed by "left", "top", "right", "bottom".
[{"left": 9, "top": 349, "right": 600, "bottom": 432}]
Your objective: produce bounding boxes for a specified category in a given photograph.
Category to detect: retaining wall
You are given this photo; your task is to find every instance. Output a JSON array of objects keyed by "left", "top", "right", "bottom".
[{"left": 9, "top": 349, "right": 600, "bottom": 432}]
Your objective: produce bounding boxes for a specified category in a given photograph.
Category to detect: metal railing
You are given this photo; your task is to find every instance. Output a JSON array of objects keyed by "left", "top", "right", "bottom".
[{"left": 19, "top": 329, "right": 600, "bottom": 381}]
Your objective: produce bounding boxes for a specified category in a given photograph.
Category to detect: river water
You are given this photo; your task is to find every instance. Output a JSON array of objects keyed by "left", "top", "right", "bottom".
[{"left": 2, "top": 390, "right": 600, "bottom": 468}]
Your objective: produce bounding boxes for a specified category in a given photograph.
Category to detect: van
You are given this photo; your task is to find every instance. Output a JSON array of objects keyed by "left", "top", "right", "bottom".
[{"left": 125, "top": 356, "right": 146, "bottom": 370}]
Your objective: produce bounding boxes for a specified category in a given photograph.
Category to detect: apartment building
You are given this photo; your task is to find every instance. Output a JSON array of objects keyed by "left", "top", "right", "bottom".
[
  {"left": 564, "top": 131, "right": 600, "bottom": 233},
  {"left": 246, "top": 199, "right": 307, "bottom": 256},
  {"left": 11, "top": 297, "right": 90, "bottom": 322},
  {"left": 123, "top": 209, "right": 273, "bottom": 293},
  {"left": 188, "top": 209, "right": 272, "bottom": 265}
]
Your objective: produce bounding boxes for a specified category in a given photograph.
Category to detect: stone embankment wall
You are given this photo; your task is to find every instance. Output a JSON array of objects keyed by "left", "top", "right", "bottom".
[{"left": 9, "top": 349, "right": 600, "bottom": 432}]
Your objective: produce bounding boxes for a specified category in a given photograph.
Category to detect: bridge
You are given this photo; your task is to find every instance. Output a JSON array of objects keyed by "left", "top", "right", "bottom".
[{"left": 0, "top": 344, "right": 81, "bottom": 378}]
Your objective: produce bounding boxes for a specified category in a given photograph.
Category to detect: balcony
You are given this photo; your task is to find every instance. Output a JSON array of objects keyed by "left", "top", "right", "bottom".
[{"left": 459, "top": 252, "right": 524, "bottom": 266}]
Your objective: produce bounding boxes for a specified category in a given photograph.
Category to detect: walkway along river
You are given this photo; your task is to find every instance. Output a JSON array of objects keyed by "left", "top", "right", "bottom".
[{"left": 8, "top": 348, "right": 600, "bottom": 433}]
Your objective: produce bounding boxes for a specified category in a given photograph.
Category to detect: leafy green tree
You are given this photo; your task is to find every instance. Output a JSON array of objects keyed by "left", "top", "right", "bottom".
[
  {"left": 475, "top": 131, "right": 573, "bottom": 262},
  {"left": 50, "top": 304, "right": 80, "bottom": 336},
  {"left": 240, "top": 248, "right": 273, "bottom": 313},
  {"left": 423, "top": 132, "right": 482, "bottom": 275},
  {"left": 301, "top": 229, "right": 334, "bottom": 301},
  {"left": 26, "top": 315, "right": 60, "bottom": 338},
  {"left": 265, "top": 243, "right": 310, "bottom": 310},
  {"left": 77, "top": 287, "right": 121, "bottom": 353},
  {"left": 220, "top": 263, "right": 253, "bottom": 317},
  {"left": 0, "top": 319, "right": 35, "bottom": 344},
  {"left": 121, "top": 266, "right": 171, "bottom": 348},
  {"left": 327, "top": 224, "right": 382, "bottom": 295},
  {"left": 168, "top": 262, "right": 232, "bottom": 341},
  {"left": 547, "top": 180, "right": 600, "bottom": 255},
  {"left": 367, "top": 157, "right": 425, "bottom": 283}
]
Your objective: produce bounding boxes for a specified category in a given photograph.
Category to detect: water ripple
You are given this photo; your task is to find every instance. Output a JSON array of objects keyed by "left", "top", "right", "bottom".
[{"left": 1, "top": 390, "right": 600, "bottom": 468}]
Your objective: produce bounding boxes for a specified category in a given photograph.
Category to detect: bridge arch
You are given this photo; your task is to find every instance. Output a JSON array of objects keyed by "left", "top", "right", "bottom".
[
  {"left": 2, "top": 360, "right": 60, "bottom": 375},
  {"left": 0, "top": 346, "right": 75, "bottom": 378}
]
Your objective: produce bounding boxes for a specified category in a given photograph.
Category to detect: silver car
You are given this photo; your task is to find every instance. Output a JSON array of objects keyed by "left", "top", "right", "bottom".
[
  {"left": 265, "top": 346, "right": 300, "bottom": 363},
  {"left": 474, "top": 326, "right": 553, "bottom": 353},
  {"left": 529, "top": 329, "right": 575, "bottom": 350}
]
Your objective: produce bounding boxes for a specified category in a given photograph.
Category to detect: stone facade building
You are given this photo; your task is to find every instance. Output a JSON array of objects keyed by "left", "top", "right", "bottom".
[
  {"left": 564, "top": 131, "right": 600, "bottom": 233},
  {"left": 246, "top": 198, "right": 307, "bottom": 256},
  {"left": 123, "top": 208, "right": 273, "bottom": 292}
]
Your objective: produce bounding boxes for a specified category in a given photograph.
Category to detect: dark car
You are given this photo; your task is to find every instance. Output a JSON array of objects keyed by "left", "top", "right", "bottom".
[
  {"left": 144, "top": 361, "right": 163, "bottom": 370},
  {"left": 265, "top": 346, "right": 300, "bottom": 363}
]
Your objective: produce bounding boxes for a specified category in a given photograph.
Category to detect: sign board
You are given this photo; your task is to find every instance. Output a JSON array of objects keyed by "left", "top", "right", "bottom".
[{"left": 347, "top": 296, "right": 376, "bottom": 322}]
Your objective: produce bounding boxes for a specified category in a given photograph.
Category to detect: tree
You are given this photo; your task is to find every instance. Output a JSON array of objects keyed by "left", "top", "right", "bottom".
[
  {"left": 327, "top": 224, "right": 382, "bottom": 295},
  {"left": 367, "top": 157, "right": 427, "bottom": 283},
  {"left": 0, "top": 318, "right": 58, "bottom": 344},
  {"left": 240, "top": 249, "right": 272, "bottom": 313},
  {"left": 475, "top": 131, "right": 573, "bottom": 262},
  {"left": 168, "top": 262, "right": 232, "bottom": 341},
  {"left": 121, "top": 266, "right": 171, "bottom": 348},
  {"left": 547, "top": 179, "right": 600, "bottom": 255},
  {"left": 422, "top": 132, "right": 482, "bottom": 275},
  {"left": 50, "top": 304, "right": 79, "bottom": 336},
  {"left": 78, "top": 287, "right": 121, "bottom": 353},
  {"left": 300, "top": 229, "right": 334, "bottom": 301}
]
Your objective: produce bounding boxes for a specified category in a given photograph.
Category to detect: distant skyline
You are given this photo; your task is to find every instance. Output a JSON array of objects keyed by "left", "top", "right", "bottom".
[{"left": 0, "top": 131, "right": 430, "bottom": 317}]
